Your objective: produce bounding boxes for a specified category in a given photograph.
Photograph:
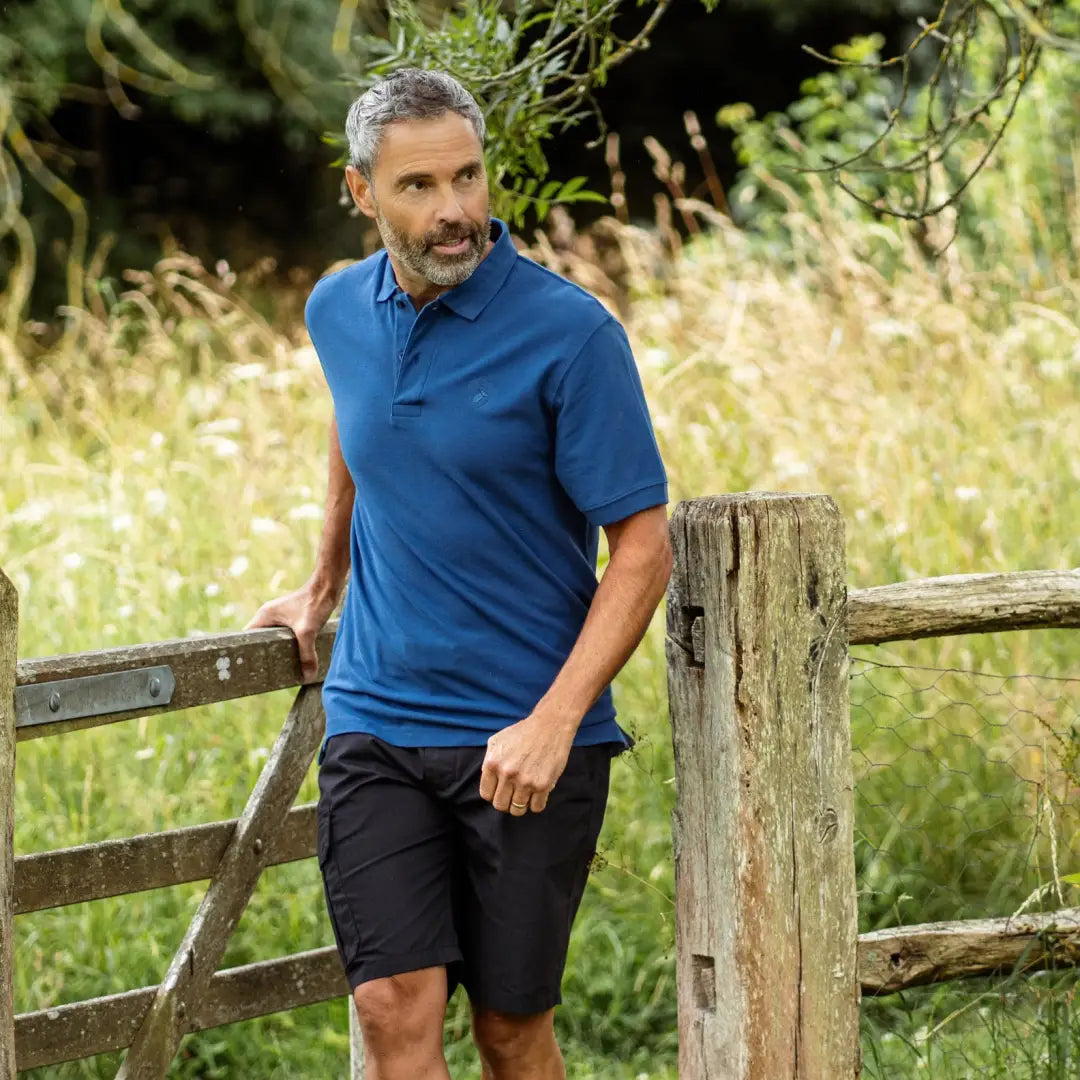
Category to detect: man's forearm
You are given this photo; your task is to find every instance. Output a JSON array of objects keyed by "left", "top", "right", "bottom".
[
  {"left": 310, "top": 414, "right": 355, "bottom": 602},
  {"left": 533, "top": 530, "right": 672, "bottom": 733}
]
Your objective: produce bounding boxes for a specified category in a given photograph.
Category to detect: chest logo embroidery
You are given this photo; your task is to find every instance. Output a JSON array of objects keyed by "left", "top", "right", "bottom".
[{"left": 470, "top": 379, "right": 491, "bottom": 408}]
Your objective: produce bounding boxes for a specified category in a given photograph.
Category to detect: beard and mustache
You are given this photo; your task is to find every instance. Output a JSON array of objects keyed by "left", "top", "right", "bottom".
[{"left": 375, "top": 206, "right": 492, "bottom": 288}]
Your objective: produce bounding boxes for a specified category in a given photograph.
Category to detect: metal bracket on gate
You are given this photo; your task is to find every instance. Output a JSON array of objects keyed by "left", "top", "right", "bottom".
[{"left": 15, "top": 665, "right": 176, "bottom": 729}]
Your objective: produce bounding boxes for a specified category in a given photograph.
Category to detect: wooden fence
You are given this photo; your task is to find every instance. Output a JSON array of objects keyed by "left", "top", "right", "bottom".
[
  {"left": 666, "top": 492, "right": 1080, "bottom": 1078},
  {"left": 0, "top": 588, "right": 367, "bottom": 1077},
  {"left": 3, "top": 491, "right": 1080, "bottom": 1076}
]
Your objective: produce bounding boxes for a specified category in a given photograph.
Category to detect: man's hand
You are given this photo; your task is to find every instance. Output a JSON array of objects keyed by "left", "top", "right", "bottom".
[
  {"left": 245, "top": 581, "right": 339, "bottom": 683},
  {"left": 479, "top": 712, "right": 577, "bottom": 816}
]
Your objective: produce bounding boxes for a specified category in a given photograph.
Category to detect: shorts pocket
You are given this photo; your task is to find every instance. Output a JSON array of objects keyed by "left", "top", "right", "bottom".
[
  {"left": 316, "top": 797, "right": 332, "bottom": 868},
  {"left": 316, "top": 798, "right": 356, "bottom": 973}
]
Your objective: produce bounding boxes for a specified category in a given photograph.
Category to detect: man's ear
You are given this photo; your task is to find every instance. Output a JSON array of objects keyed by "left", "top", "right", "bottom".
[{"left": 345, "top": 165, "right": 377, "bottom": 219}]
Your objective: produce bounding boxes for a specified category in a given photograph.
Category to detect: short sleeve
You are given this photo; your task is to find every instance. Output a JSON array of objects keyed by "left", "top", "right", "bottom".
[{"left": 553, "top": 317, "right": 668, "bottom": 526}]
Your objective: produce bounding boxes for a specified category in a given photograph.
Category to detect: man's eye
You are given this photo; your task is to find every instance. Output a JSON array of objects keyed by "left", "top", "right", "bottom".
[{"left": 410, "top": 181, "right": 426, "bottom": 191}]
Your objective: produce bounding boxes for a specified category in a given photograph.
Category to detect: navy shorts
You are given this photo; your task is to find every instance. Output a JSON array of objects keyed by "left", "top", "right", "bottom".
[{"left": 316, "top": 731, "right": 619, "bottom": 1015}]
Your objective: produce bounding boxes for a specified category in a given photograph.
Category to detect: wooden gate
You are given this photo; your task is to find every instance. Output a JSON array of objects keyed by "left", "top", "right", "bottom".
[{"left": 0, "top": 574, "right": 361, "bottom": 1077}]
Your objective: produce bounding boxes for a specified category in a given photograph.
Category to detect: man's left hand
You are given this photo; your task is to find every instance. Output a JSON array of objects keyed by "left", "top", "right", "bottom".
[{"left": 479, "top": 712, "right": 577, "bottom": 816}]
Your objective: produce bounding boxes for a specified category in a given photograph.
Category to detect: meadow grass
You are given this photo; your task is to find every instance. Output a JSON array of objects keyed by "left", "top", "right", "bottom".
[{"left": 3, "top": 106, "right": 1080, "bottom": 1076}]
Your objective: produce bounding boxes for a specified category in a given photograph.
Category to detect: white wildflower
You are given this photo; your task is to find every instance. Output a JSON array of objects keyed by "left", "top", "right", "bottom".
[
  {"left": 145, "top": 489, "right": 168, "bottom": 515},
  {"left": 252, "top": 517, "right": 280, "bottom": 535},
  {"left": 204, "top": 582, "right": 221, "bottom": 597},
  {"left": 228, "top": 362, "right": 267, "bottom": 382},
  {"left": 196, "top": 417, "right": 243, "bottom": 435},
  {"left": 292, "top": 345, "right": 318, "bottom": 369},
  {"left": 263, "top": 371, "right": 297, "bottom": 390},
  {"left": 62, "top": 552, "right": 85, "bottom": 570},
  {"left": 288, "top": 503, "right": 323, "bottom": 521},
  {"left": 772, "top": 448, "right": 811, "bottom": 482},
  {"left": 12, "top": 499, "right": 51, "bottom": 525},
  {"left": 196, "top": 434, "right": 240, "bottom": 458},
  {"left": 953, "top": 486, "right": 980, "bottom": 501},
  {"left": 228, "top": 556, "right": 249, "bottom": 577}
]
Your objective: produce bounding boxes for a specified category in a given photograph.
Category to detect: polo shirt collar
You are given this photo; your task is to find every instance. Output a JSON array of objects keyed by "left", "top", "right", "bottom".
[
  {"left": 438, "top": 218, "right": 516, "bottom": 321},
  {"left": 375, "top": 252, "right": 399, "bottom": 303},
  {"left": 373, "top": 218, "right": 516, "bottom": 320}
]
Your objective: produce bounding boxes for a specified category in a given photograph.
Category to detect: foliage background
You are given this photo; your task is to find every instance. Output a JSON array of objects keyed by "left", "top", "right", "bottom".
[{"left": 0, "top": 0, "right": 933, "bottom": 317}]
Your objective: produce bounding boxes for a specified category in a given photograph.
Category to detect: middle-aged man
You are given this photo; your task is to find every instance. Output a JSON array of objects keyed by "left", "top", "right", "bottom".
[{"left": 247, "top": 68, "right": 672, "bottom": 1080}]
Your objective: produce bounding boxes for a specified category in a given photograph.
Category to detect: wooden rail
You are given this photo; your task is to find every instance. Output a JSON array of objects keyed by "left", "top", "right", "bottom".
[
  {"left": 14, "top": 948, "right": 347, "bottom": 1071},
  {"left": 13, "top": 623, "right": 337, "bottom": 741},
  {"left": 858, "top": 907, "right": 1080, "bottom": 995},
  {"left": 847, "top": 569, "right": 1080, "bottom": 645},
  {"left": 13, "top": 805, "right": 316, "bottom": 915}
]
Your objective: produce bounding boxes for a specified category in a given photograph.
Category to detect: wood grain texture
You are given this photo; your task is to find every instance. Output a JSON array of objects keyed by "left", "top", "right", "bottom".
[
  {"left": 350, "top": 999, "right": 366, "bottom": 1078},
  {"left": 14, "top": 947, "right": 347, "bottom": 1071},
  {"left": 666, "top": 493, "right": 859, "bottom": 1079},
  {"left": 14, "top": 622, "right": 337, "bottom": 741},
  {"left": 14, "top": 804, "right": 316, "bottom": 915},
  {"left": 116, "top": 686, "right": 325, "bottom": 1079},
  {"left": 848, "top": 570, "right": 1080, "bottom": 645},
  {"left": 859, "top": 907, "right": 1080, "bottom": 994},
  {"left": 0, "top": 570, "right": 16, "bottom": 1080}
]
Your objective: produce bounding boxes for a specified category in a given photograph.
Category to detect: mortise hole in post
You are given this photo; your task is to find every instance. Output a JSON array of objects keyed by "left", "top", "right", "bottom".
[
  {"left": 692, "top": 954, "right": 716, "bottom": 1013},
  {"left": 683, "top": 606, "right": 705, "bottom": 668}
]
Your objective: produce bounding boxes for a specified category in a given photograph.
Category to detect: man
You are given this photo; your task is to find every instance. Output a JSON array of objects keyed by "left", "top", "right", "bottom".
[{"left": 247, "top": 68, "right": 671, "bottom": 1080}]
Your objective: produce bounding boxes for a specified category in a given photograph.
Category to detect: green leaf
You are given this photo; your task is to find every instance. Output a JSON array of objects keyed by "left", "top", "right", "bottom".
[{"left": 557, "top": 175, "right": 588, "bottom": 198}]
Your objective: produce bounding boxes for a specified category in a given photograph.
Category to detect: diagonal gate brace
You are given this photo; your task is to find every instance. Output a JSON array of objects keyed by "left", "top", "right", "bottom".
[{"left": 115, "top": 685, "right": 325, "bottom": 1079}]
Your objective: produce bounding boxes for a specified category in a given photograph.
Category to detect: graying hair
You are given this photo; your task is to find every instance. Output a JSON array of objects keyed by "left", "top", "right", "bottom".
[{"left": 345, "top": 68, "right": 486, "bottom": 178}]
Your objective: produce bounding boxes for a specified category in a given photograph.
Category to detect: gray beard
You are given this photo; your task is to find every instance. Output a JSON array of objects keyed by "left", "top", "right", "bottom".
[{"left": 376, "top": 207, "right": 491, "bottom": 288}]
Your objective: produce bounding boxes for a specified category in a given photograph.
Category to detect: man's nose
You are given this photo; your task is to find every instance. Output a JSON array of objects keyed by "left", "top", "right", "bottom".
[{"left": 434, "top": 185, "right": 467, "bottom": 223}]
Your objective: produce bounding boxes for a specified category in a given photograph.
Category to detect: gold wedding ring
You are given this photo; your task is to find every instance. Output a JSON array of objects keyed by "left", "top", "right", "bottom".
[{"left": 511, "top": 800, "right": 528, "bottom": 810}]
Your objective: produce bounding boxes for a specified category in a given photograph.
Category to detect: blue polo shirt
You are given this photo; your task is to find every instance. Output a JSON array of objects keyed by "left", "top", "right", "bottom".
[{"left": 306, "top": 218, "right": 667, "bottom": 749}]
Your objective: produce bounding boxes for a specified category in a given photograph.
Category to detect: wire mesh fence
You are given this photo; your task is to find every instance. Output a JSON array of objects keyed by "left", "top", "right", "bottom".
[{"left": 851, "top": 651, "right": 1080, "bottom": 1078}]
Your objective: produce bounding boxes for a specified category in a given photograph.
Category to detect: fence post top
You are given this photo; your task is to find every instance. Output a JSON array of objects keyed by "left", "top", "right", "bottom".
[{"left": 674, "top": 490, "right": 839, "bottom": 509}]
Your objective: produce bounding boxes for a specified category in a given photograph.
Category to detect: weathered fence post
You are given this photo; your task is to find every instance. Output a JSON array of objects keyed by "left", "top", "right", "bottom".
[
  {"left": 349, "top": 997, "right": 365, "bottom": 1077},
  {"left": 0, "top": 570, "right": 17, "bottom": 1080},
  {"left": 666, "top": 493, "right": 859, "bottom": 1078}
]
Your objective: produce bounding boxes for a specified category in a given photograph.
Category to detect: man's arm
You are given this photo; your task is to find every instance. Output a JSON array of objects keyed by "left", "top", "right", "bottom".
[
  {"left": 245, "top": 413, "right": 355, "bottom": 682},
  {"left": 479, "top": 504, "right": 673, "bottom": 814}
]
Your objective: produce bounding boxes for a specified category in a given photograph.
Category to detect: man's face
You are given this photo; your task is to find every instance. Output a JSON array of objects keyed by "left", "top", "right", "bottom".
[{"left": 347, "top": 112, "right": 491, "bottom": 289}]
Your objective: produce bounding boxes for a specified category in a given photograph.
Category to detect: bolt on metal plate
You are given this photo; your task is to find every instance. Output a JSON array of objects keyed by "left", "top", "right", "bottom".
[{"left": 15, "top": 665, "right": 176, "bottom": 729}]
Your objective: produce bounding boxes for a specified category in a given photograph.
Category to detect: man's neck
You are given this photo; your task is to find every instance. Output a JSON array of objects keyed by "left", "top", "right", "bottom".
[{"left": 390, "top": 238, "right": 496, "bottom": 311}]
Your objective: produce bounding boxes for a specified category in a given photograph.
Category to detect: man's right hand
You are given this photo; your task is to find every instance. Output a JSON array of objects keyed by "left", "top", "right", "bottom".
[{"left": 245, "top": 581, "right": 339, "bottom": 684}]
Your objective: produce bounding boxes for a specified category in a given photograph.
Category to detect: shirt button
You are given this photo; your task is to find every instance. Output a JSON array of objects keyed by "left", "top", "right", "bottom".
[{"left": 396, "top": 298, "right": 406, "bottom": 308}]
